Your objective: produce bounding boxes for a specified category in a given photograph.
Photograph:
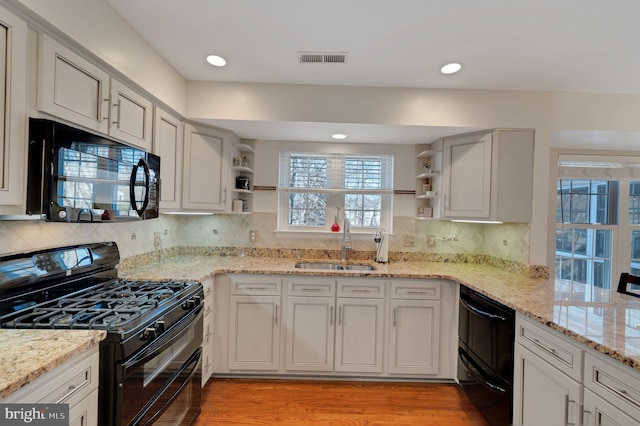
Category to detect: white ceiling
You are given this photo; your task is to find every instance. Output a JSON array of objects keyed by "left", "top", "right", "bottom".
[{"left": 106, "top": 0, "right": 640, "bottom": 147}]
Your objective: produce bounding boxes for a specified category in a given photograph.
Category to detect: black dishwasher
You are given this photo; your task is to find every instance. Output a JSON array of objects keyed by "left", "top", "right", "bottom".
[{"left": 458, "top": 285, "right": 515, "bottom": 426}]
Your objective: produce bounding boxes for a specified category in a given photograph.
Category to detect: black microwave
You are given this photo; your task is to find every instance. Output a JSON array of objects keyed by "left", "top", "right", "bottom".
[{"left": 26, "top": 118, "right": 160, "bottom": 222}]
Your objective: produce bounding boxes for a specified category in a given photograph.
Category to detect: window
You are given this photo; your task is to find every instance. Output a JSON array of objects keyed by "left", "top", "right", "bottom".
[
  {"left": 556, "top": 154, "right": 640, "bottom": 289},
  {"left": 556, "top": 179, "right": 616, "bottom": 288},
  {"left": 278, "top": 152, "right": 393, "bottom": 232}
]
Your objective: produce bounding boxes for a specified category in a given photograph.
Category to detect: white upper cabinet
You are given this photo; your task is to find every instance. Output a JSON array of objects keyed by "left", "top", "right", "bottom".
[
  {"left": 182, "top": 122, "right": 229, "bottom": 211},
  {"left": 0, "top": 5, "right": 27, "bottom": 208},
  {"left": 38, "top": 33, "right": 110, "bottom": 134},
  {"left": 441, "top": 129, "right": 534, "bottom": 222},
  {"left": 38, "top": 33, "right": 152, "bottom": 150},
  {"left": 153, "top": 107, "right": 183, "bottom": 211},
  {"left": 108, "top": 79, "right": 153, "bottom": 150}
]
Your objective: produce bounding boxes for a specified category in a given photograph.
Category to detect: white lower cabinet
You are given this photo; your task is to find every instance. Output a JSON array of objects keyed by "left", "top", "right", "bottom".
[
  {"left": 220, "top": 275, "right": 282, "bottom": 371},
  {"left": 513, "top": 344, "right": 582, "bottom": 426},
  {"left": 1, "top": 347, "right": 100, "bottom": 426},
  {"left": 201, "top": 278, "right": 214, "bottom": 386},
  {"left": 583, "top": 389, "right": 637, "bottom": 426},
  {"left": 335, "top": 297, "right": 385, "bottom": 373},
  {"left": 214, "top": 273, "right": 453, "bottom": 379},
  {"left": 583, "top": 352, "right": 640, "bottom": 426},
  {"left": 388, "top": 280, "right": 441, "bottom": 375},
  {"left": 283, "top": 277, "right": 385, "bottom": 374},
  {"left": 285, "top": 294, "right": 335, "bottom": 372},
  {"left": 513, "top": 314, "right": 584, "bottom": 426}
]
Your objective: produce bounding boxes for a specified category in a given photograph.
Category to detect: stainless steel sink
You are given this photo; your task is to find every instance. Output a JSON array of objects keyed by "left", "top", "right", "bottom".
[
  {"left": 343, "top": 264, "right": 377, "bottom": 271},
  {"left": 294, "top": 262, "right": 376, "bottom": 271}
]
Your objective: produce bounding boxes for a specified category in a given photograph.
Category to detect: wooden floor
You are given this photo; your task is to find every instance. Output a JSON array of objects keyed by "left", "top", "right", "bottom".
[{"left": 195, "top": 379, "right": 489, "bottom": 425}]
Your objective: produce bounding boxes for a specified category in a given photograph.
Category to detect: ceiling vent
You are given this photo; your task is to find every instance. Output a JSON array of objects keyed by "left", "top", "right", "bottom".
[{"left": 298, "top": 52, "right": 348, "bottom": 64}]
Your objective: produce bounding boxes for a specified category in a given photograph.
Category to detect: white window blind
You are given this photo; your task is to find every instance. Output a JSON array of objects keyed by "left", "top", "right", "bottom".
[
  {"left": 278, "top": 153, "right": 393, "bottom": 193},
  {"left": 278, "top": 152, "right": 394, "bottom": 231}
]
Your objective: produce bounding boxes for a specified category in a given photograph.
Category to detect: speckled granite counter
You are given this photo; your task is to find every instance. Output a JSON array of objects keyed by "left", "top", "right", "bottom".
[
  {"left": 0, "top": 329, "right": 106, "bottom": 399},
  {"left": 120, "top": 255, "right": 640, "bottom": 373}
]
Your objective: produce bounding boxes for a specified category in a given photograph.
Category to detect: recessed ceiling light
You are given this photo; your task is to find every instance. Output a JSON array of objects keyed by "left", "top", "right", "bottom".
[
  {"left": 332, "top": 133, "right": 348, "bottom": 140},
  {"left": 206, "top": 55, "right": 227, "bottom": 67},
  {"left": 440, "top": 62, "right": 462, "bottom": 74}
]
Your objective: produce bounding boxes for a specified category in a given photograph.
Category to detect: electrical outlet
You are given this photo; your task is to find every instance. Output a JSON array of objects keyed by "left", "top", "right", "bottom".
[
  {"left": 131, "top": 233, "right": 136, "bottom": 240},
  {"left": 503, "top": 239, "right": 508, "bottom": 246},
  {"left": 249, "top": 230, "right": 257, "bottom": 243},
  {"left": 403, "top": 234, "right": 415, "bottom": 247},
  {"left": 427, "top": 235, "right": 436, "bottom": 247},
  {"left": 163, "top": 229, "right": 168, "bottom": 236},
  {"left": 154, "top": 232, "right": 161, "bottom": 247}
]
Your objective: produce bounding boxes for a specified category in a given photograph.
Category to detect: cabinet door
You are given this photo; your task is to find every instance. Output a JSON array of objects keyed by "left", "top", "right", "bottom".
[
  {"left": 109, "top": 79, "right": 153, "bottom": 150},
  {"left": 228, "top": 295, "right": 280, "bottom": 371},
  {"left": 201, "top": 310, "right": 213, "bottom": 386},
  {"left": 388, "top": 299, "right": 440, "bottom": 375},
  {"left": 38, "top": 34, "right": 110, "bottom": 134},
  {"left": 442, "top": 132, "right": 492, "bottom": 219},
  {"left": 153, "top": 108, "right": 183, "bottom": 210},
  {"left": 335, "top": 298, "right": 384, "bottom": 373},
  {"left": 513, "top": 344, "right": 582, "bottom": 426},
  {"left": 69, "top": 389, "right": 98, "bottom": 426},
  {"left": 285, "top": 296, "right": 335, "bottom": 372},
  {"left": 0, "top": 6, "right": 26, "bottom": 207},
  {"left": 583, "top": 388, "right": 639, "bottom": 426},
  {"left": 182, "top": 123, "right": 228, "bottom": 211}
]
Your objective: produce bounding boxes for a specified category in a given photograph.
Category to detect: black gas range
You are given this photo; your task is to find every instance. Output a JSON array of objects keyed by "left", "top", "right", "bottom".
[{"left": 0, "top": 242, "right": 203, "bottom": 426}]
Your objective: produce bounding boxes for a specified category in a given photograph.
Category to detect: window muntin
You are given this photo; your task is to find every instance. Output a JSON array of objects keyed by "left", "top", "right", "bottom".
[{"left": 278, "top": 152, "right": 393, "bottom": 232}]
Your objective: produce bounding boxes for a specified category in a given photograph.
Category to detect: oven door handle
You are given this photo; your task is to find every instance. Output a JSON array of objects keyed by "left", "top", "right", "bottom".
[
  {"left": 129, "top": 158, "right": 151, "bottom": 217},
  {"left": 460, "top": 294, "right": 508, "bottom": 321},
  {"left": 458, "top": 347, "right": 506, "bottom": 394},
  {"left": 130, "top": 348, "right": 201, "bottom": 426}
]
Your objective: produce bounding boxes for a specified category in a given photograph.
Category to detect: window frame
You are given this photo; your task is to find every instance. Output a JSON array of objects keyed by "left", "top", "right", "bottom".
[
  {"left": 277, "top": 152, "right": 394, "bottom": 234},
  {"left": 555, "top": 152, "right": 640, "bottom": 289}
]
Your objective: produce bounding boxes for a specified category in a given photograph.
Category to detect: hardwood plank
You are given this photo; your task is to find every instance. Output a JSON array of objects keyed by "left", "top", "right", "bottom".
[{"left": 195, "top": 379, "right": 489, "bottom": 425}]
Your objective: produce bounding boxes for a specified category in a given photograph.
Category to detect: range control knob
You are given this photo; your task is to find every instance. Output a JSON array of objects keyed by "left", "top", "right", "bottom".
[
  {"left": 154, "top": 320, "right": 165, "bottom": 333},
  {"left": 142, "top": 327, "right": 156, "bottom": 340},
  {"left": 182, "top": 296, "right": 201, "bottom": 310}
]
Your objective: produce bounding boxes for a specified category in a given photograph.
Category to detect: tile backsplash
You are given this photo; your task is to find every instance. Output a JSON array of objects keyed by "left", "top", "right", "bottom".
[{"left": 0, "top": 213, "right": 530, "bottom": 266}]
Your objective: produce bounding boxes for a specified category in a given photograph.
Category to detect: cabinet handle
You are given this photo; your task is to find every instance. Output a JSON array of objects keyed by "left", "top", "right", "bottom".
[
  {"left": 246, "top": 286, "right": 266, "bottom": 291},
  {"left": 275, "top": 304, "right": 278, "bottom": 324},
  {"left": 531, "top": 338, "right": 558, "bottom": 358},
  {"left": 351, "top": 288, "right": 372, "bottom": 293},
  {"left": 566, "top": 395, "right": 576, "bottom": 426},
  {"left": 223, "top": 187, "right": 227, "bottom": 204},
  {"left": 444, "top": 193, "right": 448, "bottom": 210},
  {"left": 408, "top": 291, "right": 427, "bottom": 295},
  {"left": 338, "top": 305, "right": 342, "bottom": 325},
  {"left": 102, "top": 98, "right": 110, "bottom": 120},
  {"left": 330, "top": 305, "right": 334, "bottom": 326},
  {"left": 112, "top": 101, "right": 120, "bottom": 125},
  {"left": 302, "top": 287, "right": 322, "bottom": 292},
  {"left": 393, "top": 307, "right": 397, "bottom": 327}
]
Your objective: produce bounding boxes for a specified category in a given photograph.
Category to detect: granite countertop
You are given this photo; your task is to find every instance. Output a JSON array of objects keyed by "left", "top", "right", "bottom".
[
  {"left": 122, "top": 255, "right": 640, "bottom": 372},
  {"left": 0, "top": 329, "right": 106, "bottom": 399}
]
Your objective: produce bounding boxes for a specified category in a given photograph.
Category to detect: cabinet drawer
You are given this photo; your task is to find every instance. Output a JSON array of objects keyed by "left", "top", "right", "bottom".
[
  {"left": 585, "top": 352, "right": 640, "bottom": 419},
  {"left": 230, "top": 275, "right": 281, "bottom": 295},
  {"left": 3, "top": 348, "right": 99, "bottom": 406},
  {"left": 516, "top": 315, "right": 583, "bottom": 381},
  {"left": 287, "top": 277, "right": 336, "bottom": 297},
  {"left": 391, "top": 280, "right": 440, "bottom": 300},
  {"left": 337, "top": 278, "right": 386, "bottom": 299}
]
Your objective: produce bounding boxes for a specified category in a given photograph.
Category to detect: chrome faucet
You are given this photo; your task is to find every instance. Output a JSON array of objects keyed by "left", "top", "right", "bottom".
[{"left": 341, "top": 215, "right": 352, "bottom": 262}]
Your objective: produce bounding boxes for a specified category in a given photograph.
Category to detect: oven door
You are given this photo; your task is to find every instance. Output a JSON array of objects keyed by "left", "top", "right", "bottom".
[{"left": 118, "top": 308, "right": 203, "bottom": 426}]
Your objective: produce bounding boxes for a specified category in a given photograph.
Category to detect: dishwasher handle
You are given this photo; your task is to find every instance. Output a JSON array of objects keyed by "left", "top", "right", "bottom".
[{"left": 460, "top": 293, "right": 509, "bottom": 322}]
